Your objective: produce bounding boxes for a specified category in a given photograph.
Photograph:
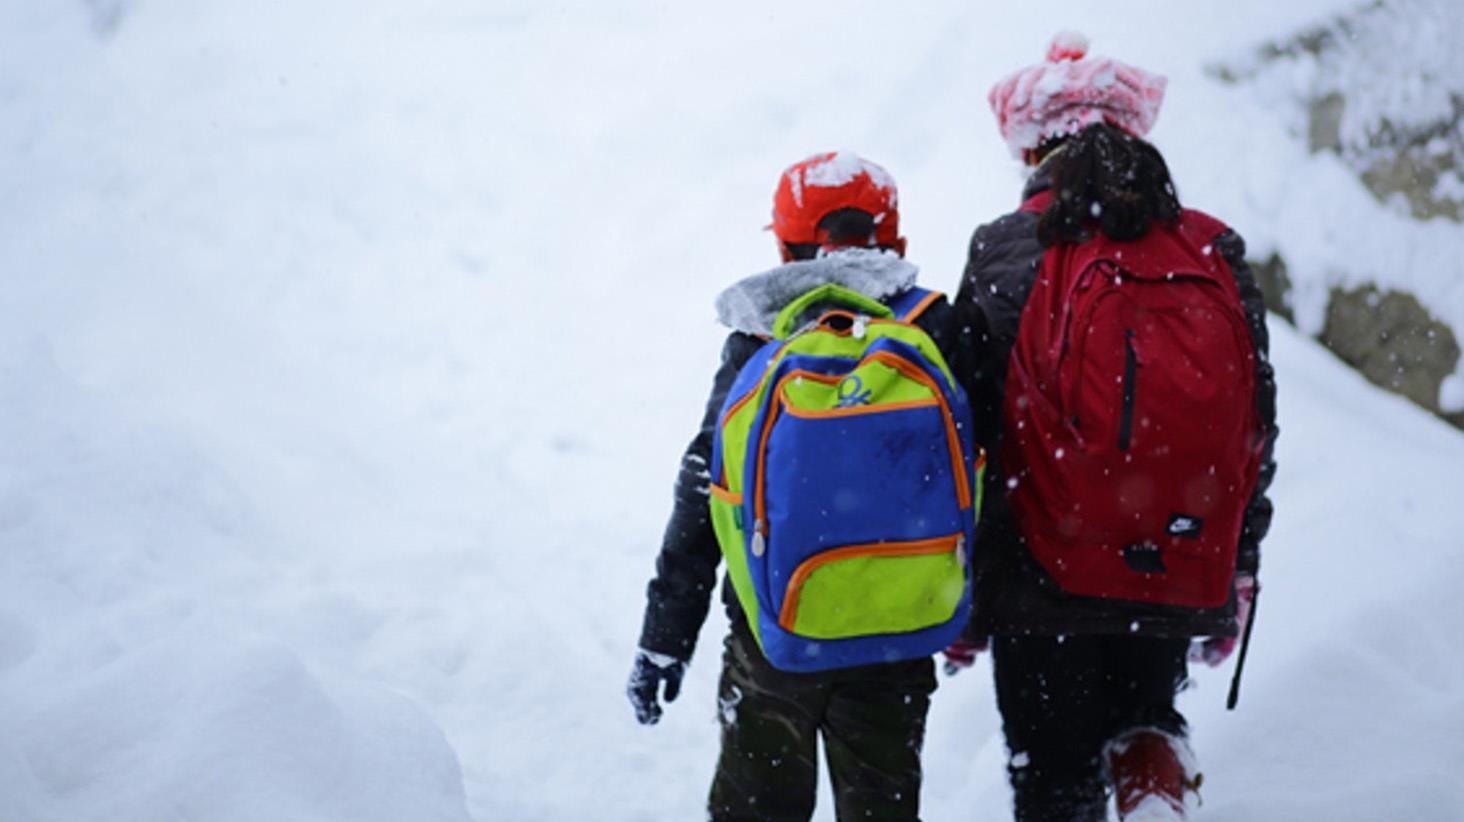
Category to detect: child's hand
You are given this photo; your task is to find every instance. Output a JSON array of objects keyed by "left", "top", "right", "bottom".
[
  {"left": 627, "top": 648, "right": 689, "bottom": 725},
  {"left": 941, "top": 637, "right": 989, "bottom": 676}
]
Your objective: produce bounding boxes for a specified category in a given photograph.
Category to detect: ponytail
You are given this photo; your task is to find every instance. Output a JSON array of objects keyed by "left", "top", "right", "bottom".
[{"left": 1035, "top": 123, "right": 1181, "bottom": 247}]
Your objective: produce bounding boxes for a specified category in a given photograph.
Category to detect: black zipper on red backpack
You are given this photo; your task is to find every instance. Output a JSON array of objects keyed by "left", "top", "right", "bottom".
[{"left": 1119, "top": 329, "right": 1137, "bottom": 452}]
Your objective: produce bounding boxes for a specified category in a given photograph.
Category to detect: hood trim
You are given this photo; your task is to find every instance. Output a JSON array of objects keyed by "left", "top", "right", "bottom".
[{"left": 714, "top": 249, "right": 920, "bottom": 336}]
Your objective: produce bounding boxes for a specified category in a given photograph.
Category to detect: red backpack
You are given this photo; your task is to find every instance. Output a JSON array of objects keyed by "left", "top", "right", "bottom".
[{"left": 1002, "top": 194, "right": 1265, "bottom": 608}]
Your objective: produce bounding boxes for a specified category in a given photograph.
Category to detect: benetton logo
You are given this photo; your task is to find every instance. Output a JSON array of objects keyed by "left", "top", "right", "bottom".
[{"left": 835, "top": 375, "right": 873, "bottom": 408}]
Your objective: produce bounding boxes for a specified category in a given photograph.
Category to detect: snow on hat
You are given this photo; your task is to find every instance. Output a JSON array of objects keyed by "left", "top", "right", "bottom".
[
  {"left": 988, "top": 32, "right": 1167, "bottom": 160},
  {"left": 768, "top": 151, "right": 900, "bottom": 247}
]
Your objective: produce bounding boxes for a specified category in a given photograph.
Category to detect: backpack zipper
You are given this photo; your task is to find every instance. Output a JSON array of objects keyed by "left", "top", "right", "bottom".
[
  {"left": 776, "top": 533, "right": 963, "bottom": 631},
  {"left": 750, "top": 353, "right": 972, "bottom": 560},
  {"left": 1119, "top": 329, "right": 1137, "bottom": 452}
]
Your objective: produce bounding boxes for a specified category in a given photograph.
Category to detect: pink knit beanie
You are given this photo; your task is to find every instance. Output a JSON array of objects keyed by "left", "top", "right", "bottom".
[{"left": 988, "top": 32, "right": 1168, "bottom": 160}]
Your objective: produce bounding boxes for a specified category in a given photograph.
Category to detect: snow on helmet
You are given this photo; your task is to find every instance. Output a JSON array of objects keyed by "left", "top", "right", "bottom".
[
  {"left": 768, "top": 151, "right": 901, "bottom": 249},
  {"left": 988, "top": 32, "right": 1167, "bottom": 161}
]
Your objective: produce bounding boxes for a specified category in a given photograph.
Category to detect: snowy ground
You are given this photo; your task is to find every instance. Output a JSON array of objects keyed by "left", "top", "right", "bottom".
[{"left": 3, "top": 1, "right": 1462, "bottom": 819}]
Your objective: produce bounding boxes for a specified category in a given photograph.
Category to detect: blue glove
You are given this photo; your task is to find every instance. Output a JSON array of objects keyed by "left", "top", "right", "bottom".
[{"left": 627, "top": 648, "right": 688, "bottom": 725}]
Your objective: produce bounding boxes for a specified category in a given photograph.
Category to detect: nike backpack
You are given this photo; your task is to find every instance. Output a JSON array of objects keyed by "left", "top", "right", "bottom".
[
  {"left": 1002, "top": 194, "right": 1266, "bottom": 608},
  {"left": 708, "top": 283, "right": 984, "bottom": 672}
]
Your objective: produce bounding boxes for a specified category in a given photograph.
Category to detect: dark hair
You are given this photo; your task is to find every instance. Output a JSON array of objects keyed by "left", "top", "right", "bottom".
[
  {"left": 783, "top": 207, "right": 883, "bottom": 261},
  {"left": 1035, "top": 123, "right": 1181, "bottom": 248}
]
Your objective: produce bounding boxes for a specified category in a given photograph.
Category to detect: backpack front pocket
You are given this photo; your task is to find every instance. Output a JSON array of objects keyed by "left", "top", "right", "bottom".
[
  {"left": 777, "top": 534, "right": 966, "bottom": 639},
  {"left": 753, "top": 357, "right": 971, "bottom": 554}
]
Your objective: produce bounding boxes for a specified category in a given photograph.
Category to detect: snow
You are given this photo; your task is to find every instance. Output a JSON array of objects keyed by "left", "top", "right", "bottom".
[
  {"left": 799, "top": 152, "right": 898, "bottom": 201},
  {"left": 0, "top": 339, "right": 471, "bottom": 822},
  {"left": 1047, "top": 31, "right": 1091, "bottom": 62},
  {"left": 1123, "top": 795, "right": 1185, "bottom": 822},
  {"left": 1216, "top": 0, "right": 1463, "bottom": 151},
  {"left": 3, "top": 0, "right": 1462, "bottom": 820},
  {"left": 1442, "top": 373, "right": 1464, "bottom": 412},
  {"left": 1199, "top": 0, "right": 1464, "bottom": 351},
  {"left": 1435, "top": 169, "right": 1464, "bottom": 203}
]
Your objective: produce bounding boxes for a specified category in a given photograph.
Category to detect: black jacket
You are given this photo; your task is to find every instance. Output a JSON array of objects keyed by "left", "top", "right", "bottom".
[
  {"left": 956, "top": 171, "right": 1279, "bottom": 639},
  {"left": 637, "top": 251, "right": 969, "bottom": 660}
]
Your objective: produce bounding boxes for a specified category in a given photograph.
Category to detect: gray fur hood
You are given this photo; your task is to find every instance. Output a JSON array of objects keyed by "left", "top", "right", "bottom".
[{"left": 714, "top": 249, "right": 920, "bottom": 336}]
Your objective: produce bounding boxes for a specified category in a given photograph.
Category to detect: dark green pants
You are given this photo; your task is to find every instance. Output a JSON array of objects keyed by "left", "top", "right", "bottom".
[{"left": 708, "top": 624, "right": 937, "bottom": 821}]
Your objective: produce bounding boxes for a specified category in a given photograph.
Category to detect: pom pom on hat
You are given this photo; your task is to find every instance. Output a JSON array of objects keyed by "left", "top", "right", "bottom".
[
  {"left": 1045, "top": 31, "right": 1089, "bottom": 62},
  {"left": 988, "top": 33, "right": 1167, "bottom": 160}
]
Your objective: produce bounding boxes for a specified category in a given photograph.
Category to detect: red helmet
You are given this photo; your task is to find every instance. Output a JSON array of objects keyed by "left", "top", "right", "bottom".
[{"left": 769, "top": 151, "right": 902, "bottom": 249}]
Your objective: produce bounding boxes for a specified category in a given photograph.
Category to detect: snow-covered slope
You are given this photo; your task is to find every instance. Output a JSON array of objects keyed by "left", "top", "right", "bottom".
[{"left": 3, "top": 1, "right": 1460, "bottom": 819}]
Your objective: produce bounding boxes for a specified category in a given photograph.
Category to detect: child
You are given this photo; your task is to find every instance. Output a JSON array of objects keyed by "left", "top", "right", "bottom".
[
  {"left": 628, "top": 151, "right": 969, "bottom": 821},
  {"left": 946, "top": 34, "right": 1278, "bottom": 821}
]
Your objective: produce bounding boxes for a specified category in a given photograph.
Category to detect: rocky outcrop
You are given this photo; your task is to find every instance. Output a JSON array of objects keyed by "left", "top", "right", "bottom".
[
  {"left": 1249, "top": 253, "right": 1295, "bottom": 325},
  {"left": 1216, "top": 0, "right": 1464, "bottom": 225},
  {"left": 1356, "top": 115, "right": 1463, "bottom": 223},
  {"left": 1320, "top": 285, "right": 1460, "bottom": 413},
  {"left": 1219, "top": 0, "right": 1464, "bottom": 430}
]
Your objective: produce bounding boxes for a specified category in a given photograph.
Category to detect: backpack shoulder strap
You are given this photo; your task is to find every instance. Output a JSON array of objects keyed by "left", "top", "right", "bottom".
[
  {"left": 885, "top": 286, "right": 945, "bottom": 324},
  {"left": 1019, "top": 190, "right": 1053, "bottom": 215},
  {"left": 1177, "top": 208, "right": 1231, "bottom": 251}
]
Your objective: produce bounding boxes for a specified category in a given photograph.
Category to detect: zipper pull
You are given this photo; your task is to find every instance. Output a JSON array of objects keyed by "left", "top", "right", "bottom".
[
  {"left": 852, "top": 315, "right": 868, "bottom": 339},
  {"left": 751, "top": 521, "right": 766, "bottom": 557},
  {"left": 956, "top": 533, "right": 967, "bottom": 568}
]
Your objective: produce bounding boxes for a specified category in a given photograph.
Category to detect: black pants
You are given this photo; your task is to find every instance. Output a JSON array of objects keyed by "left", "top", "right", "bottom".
[
  {"left": 708, "top": 624, "right": 937, "bottom": 821},
  {"left": 991, "top": 634, "right": 1189, "bottom": 822}
]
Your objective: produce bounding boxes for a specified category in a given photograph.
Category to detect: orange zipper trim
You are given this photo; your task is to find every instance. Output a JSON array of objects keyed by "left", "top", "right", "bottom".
[
  {"left": 753, "top": 350, "right": 972, "bottom": 541},
  {"left": 755, "top": 353, "right": 972, "bottom": 533},
  {"left": 801, "top": 310, "right": 943, "bottom": 336},
  {"left": 721, "top": 387, "right": 761, "bottom": 432},
  {"left": 777, "top": 535, "right": 961, "bottom": 631},
  {"left": 717, "top": 386, "right": 762, "bottom": 487},
  {"left": 794, "top": 315, "right": 924, "bottom": 338},
  {"left": 709, "top": 483, "right": 742, "bottom": 504},
  {"left": 753, "top": 369, "right": 839, "bottom": 530},
  {"left": 779, "top": 395, "right": 939, "bottom": 419},
  {"left": 753, "top": 364, "right": 939, "bottom": 525},
  {"left": 865, "top": 350, "right": 973, "bottom": 509}
]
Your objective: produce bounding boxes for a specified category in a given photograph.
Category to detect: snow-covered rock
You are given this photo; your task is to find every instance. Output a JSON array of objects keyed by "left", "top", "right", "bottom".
[{"left": 1210, "top": 0, "right": 1464, "bottom": 426}]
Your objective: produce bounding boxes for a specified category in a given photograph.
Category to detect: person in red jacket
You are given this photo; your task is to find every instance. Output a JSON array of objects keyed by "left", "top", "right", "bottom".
[{"left": 944, "top": 33, "right": 1278, "bottom": 821}]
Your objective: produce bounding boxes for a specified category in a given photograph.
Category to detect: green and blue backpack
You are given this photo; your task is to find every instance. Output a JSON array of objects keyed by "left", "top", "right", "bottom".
[{"left": 708, "top": 284, "right": 984, "bottom": 672}]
